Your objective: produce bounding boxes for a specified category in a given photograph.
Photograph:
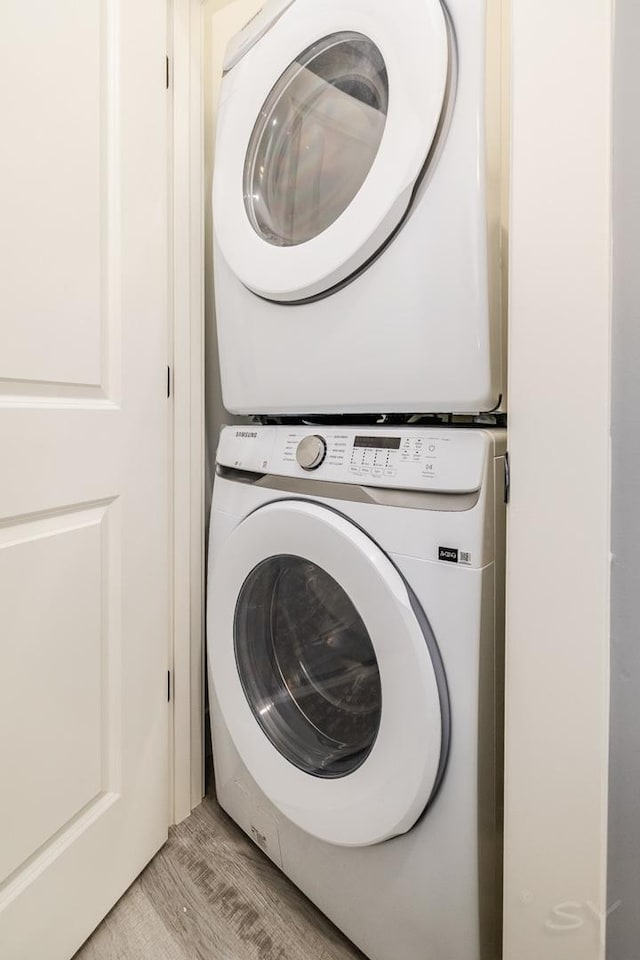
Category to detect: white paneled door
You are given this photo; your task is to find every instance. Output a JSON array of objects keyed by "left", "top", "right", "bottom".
[{"left": 0, "top": 2, "right": 170, "bottom": 958}]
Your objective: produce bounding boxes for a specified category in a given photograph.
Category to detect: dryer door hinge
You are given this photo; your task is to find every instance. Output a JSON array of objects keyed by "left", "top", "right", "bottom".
[
  {"left": 167, "top": 670, "right": 171, "bottom": 702},
  {"left": 167, "top": 365, "right": 171, "bottom": 398},
  {"left": 166, "top": 55, "right": 170, "bottom": 89},
  {"left": 504, "top": 452, "right": 510, "bottom": 504}
]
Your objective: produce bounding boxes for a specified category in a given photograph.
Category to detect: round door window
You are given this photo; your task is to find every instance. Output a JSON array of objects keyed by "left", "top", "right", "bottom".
[
  {"left": 234, "top": 555, "right": 382, "bottom": 778},
  {"left": 243, "top": 32, "right": 389, "bottom": 247}
]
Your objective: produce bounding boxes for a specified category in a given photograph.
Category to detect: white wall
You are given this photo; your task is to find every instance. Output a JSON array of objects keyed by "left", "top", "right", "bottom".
[{"left": 504, "top": 2, "right": 612, "bottom": 958}]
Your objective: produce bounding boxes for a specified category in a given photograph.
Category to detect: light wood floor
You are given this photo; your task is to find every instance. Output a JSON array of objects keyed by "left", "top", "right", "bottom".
[{"left": 74, "top": 793, "right": 365, "bottom": 960}]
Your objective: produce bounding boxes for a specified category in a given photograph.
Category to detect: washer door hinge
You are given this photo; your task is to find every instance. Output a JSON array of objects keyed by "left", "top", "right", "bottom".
[
  {"left": 166, "top": 55, "right": 170, "bottom": 90},
  {"left": 167, "top": 670, "right": 171, "bottom": 702},
  {"left": 167, "top": 365, "right": 171, "bottom": 398},
  {"left": 504, "top": 452, "right": 510, "bottom": 504}
]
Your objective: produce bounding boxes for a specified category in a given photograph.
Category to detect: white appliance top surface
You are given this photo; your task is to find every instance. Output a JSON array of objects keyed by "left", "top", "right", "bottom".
[{"left": 217, "top": 425, "right": 502, "bottom": 494}]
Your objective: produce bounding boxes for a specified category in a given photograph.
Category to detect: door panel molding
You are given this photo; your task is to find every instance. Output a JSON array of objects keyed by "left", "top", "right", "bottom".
[{"left": 0, "top": 0, "right": 170, "bottom": 955}]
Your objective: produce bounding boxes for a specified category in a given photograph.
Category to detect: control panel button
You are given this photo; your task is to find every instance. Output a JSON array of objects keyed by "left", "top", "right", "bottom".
[{"left": 296, "top": 434, "right": 327, "bottom": 471}]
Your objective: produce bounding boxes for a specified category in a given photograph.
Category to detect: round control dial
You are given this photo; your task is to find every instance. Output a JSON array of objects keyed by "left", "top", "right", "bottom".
[{"left": 296, "top": 435, "right": 327, "bottom": 471}]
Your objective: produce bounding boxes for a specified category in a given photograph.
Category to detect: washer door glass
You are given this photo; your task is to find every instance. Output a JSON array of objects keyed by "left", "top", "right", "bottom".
[
  {"left": 234, "top": 554, "right": 382, "bottom": 778},
  {"left": 243, "top": 32, "right": 389, "bottom": 247}
]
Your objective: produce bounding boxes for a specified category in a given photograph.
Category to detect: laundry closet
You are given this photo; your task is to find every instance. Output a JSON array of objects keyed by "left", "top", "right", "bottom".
[
  {"left": 0, "top": 2, "right": 623, "bottom": 960},
  {"left": 207, "top": 2, "right": 506, "bottom": 956}
]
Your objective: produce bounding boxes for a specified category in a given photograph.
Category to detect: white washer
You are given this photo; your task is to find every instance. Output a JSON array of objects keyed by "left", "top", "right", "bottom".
[
  {"left": 208, "top": 425, "right": 506, "bottom": 960},
  {"left": 213, "top": 0, "right": 505, "bottom": 416}
]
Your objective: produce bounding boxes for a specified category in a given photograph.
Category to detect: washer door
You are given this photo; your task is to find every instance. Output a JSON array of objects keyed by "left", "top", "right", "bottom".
[
  {"left": 214, "top": 0, "right": 451, "bottom": 302},
  {"left": 208, "top": 500, "right": 450, "bottom": 847}
]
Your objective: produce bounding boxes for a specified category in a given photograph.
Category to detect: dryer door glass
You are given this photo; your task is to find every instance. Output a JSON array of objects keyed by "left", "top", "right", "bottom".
[
  {"left": 243, "top": 32, "right": 388, "bottom": 247},
  {"left": 234, "top": 554, "right": 382, "bottom": 778}
]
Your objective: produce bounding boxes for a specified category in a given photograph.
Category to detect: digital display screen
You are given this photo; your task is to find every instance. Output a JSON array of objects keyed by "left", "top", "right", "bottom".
[{"left": 354, "top": 436, "right": 401, "bottom": 450}]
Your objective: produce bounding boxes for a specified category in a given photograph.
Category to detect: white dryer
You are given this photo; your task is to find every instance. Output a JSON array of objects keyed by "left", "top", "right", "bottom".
[
  {"left": 213, "top": 0, "right": 505, "bottom": 417},
  {"left": 207, "top": 425, "right": 506, "bottom": 960}
]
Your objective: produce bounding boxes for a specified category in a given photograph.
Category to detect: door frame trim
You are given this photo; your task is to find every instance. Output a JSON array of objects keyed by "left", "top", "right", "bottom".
[{"left": 170, "top": 0, "right": 206, "bottom": 823}]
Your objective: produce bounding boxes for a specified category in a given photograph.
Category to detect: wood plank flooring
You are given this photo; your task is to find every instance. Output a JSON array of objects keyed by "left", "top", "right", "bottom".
[{"left": 74, "top": 794, "right": 365, "bottom": 960}]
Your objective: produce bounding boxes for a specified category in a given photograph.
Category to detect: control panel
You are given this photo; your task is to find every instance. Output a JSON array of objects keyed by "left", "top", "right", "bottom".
[{"left": 217, "top": 426, "right": 492, "bottom": 494}]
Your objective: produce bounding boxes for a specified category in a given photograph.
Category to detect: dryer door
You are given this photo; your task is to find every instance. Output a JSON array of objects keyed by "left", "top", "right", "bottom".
[
  {"left": 214, "top": 0, "right": 452, "bottom": 302},
  {"left": 208, "top": 500, "right": 450, "bottom": 847}
]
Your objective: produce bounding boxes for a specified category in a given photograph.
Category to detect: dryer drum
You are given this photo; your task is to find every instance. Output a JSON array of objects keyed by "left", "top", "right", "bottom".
[{"left": 244, "top": 32, "right": 389, "bottom": 248}]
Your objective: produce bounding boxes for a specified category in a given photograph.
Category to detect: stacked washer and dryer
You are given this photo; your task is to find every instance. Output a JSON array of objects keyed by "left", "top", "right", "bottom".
[{"left": 208, "top": 1, "right": 507, "bottom": 958}]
